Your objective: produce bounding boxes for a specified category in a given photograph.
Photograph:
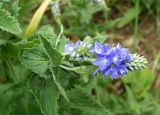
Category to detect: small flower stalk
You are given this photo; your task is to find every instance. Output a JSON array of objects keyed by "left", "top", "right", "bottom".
[{"left": 64, "top": 38, "right": 148, "bottom": 79}]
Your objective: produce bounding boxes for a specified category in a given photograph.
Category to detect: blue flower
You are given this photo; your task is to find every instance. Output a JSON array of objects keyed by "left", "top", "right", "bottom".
[
  {"left": 92, "top": 42, "right": 131, "bottom": 79},
  {"left": 64, "top": 40, "right": 92, "bottom": 59},
  {"left": 91, "top": 41, "right": 111, "bottom": 56},
  {"left": 64, "top": 40, "right": 82, "bottom": 57}
]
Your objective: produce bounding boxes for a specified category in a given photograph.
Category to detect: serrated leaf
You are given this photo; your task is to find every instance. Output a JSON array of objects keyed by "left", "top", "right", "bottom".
[
  {"left": 19, "top": 45, "right": 49, "bottom": 77},
  {"left": 67, "top": 87, "right": 111, "bottom": 115},
  {"left": 11, "top": 1, "right": 20, "bottom": 17},
  {"left": 39, "top": 34, "right": 62, "bottom": 67},
  {"left": 27, "top": 77, "right": 59, "bottom": 115},
  {"left": 30, "top": 25, "right": 57, "bottom": 45},
  {"left": 0, "top": 8, "right": 22, "bottom": 34}
]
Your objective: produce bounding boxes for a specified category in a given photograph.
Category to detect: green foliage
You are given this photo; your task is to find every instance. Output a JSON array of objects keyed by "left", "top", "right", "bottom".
[
  {"left": 61, "top": 0, "right": 108, "bottom": 36},
  {"left": 66, "top": 87, "right": 111, "bottom": 115},
  {"left": 117, "top": 6, "right": 141, "bottom": 28},
  {"left": 122, "top": 69, "right": 155, "bottom": 98},
  {"left": 27, "top": 76, "right": 59, "bottom": 115},
  {"left": 39, "top": 35, "right": 62, "bottom": 67},
  {"left": 20, "top": 45, "right": 49, "bottom": 77},
  {"left": 0, "top": 82, "right": 42, "bottom": 115},
  {"left": 30, "top": 25, "right": 57, "bottom": 45},
  {"left": 20, "top": 25, "right": 69, "bottom": 102},
  {"left": 0, "top": 8, "right": 22, "bottom": 34},
  {"left": 0, "top": 91, "right": 14, "bottom": 115}
]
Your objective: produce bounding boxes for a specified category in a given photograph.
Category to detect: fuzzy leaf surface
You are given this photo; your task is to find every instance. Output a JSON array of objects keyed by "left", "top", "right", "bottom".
[
  {"left": 0, "top": 8, "right": 22, "bottom": 34},
  {"left": 39, "top": 35, "right": 62, "bottom": 67},
  {"left": 28, "top": 77, "right": 59, "bottom": 115},
  {"left": 67, "top": 87, "right": 111, "bottom": 115},
  {"left": 19, "top": 45, "right": 49, "bottom": 77}
]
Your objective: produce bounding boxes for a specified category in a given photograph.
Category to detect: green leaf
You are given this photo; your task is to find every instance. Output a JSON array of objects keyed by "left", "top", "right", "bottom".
[
  {"left": 4, "top": 60, "right": 29, "bottom": 81},
  {"left": 39, "top": 34, "right": 62, "bottom": 67},
  {"left": 27, "top": 77, "right": 59, "bottom": 115},
  {"left": 51, "top": 68, "right": 69, "bottom": 102},
  {"left": 57, "top": 68, "right": 70, "bottom": 89},
  {"left": 1, "top": 40, "right": 40, "bottom": 59},
  {"left": 57, "top": 35, "right": 68, "bottom": 53},
  {"left": 67, "top": 87, "right": 111, "bottom": 115},
  {"left": 11, "top": 0, "right": 20, "bottom": 17},
  {"left": 0, "top": 8, "right": 22, "bottom": 34},
  {"left": 117, "top": 7, "right": 141, "bottom": 28},
  {"left": 122, "top": 69, "right": 155, "bottom": 98},
  {"left": 29, "top": 25, "right": 62, "bottom": 67},
  {"left": 0, "top": 91, "right": 14, "bottom": 115},
  {"left": 30, "top": 25, "right": 57, "bottom": 45},
  {"left": 97, "top": 18, "right": 120, "bottom": 32},
  {"left": 0, "top": 81, "right": 27, "bottom": 115},
  {"left": 19, "top": 45, "right": 49, "bottom": 77},
  {"left": 1, "top": 42, "right": 23, "bottom": 58}
]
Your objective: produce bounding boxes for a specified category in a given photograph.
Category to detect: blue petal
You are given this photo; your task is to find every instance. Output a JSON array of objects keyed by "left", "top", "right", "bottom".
[
  {"left": 93, "top": 42, "right": 112, "bottom": 56},
  {"left": 93, "top": 57, "right": 111, "bottom": 71},
  {"left": 64, "top": 42, "right": 75, "bottom": 54},
  {"left": 75, "top": 40, "right": 82, "bottom": 48},
  {"left": 103, "top": 68, "right": 112, "bottom": 76},
  {"left": 118, "top": 64, "right": 128, "bottom": 76},
  {"left": 112, "top": 54, "right": 122, "bottom": 65},
  {"left": 92, "top": 41, "right": 103, "bottom": 54},
  {"left": 101, "top": 44, "right": 112, "bottom": 55},
  {"left": 110, "top": 67, "right": 120, "bottom": 79}
]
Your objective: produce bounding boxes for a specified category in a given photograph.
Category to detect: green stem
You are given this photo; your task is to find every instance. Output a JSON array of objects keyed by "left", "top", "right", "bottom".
[
  {"left": 5, "top": 59, "right": 18, "bottom": 81},
  {"left": 55, "top": 25, "right": 63, "bottom": 47},
  {"left": 51, "top": 68, "right": 69, "bottom": 102}
]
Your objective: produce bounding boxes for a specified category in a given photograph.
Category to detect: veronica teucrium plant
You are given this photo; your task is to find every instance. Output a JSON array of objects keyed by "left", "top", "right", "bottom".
[
  {"left": 18, "top": 25, "right": 148, "bottom": 115},
  {"left": 0, "top": 0, "right": 150, "bottom": 114}
]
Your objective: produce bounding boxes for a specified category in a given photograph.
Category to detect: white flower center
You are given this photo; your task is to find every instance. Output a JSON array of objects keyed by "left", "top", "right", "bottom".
[
  {"left": 102, "top": 59, "right": 107, "bottom": 64},
  {"left": 69, "top": 47, "right": 74, "bottom": 51}
]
